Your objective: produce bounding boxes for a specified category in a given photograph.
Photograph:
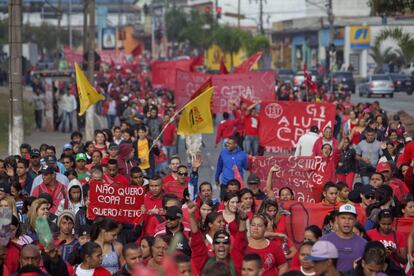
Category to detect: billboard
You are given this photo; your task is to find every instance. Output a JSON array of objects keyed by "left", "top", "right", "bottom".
[{"left": 350, "top": 26, "right": 370, "bottom": 49}]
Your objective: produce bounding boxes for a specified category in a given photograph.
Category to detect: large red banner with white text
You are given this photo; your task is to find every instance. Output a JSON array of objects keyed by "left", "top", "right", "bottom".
[
  {"left": 250, "top": 156, "right": 329, "bottom": 203},
  {"left": 175, "top": 71, "right": 275, "bottom": 113},
  {"left": 175, "top": 69, "right": 210, "bottom": 109},
  {"left": 258, "top": 101, "right": 336, "bottom": 153}
]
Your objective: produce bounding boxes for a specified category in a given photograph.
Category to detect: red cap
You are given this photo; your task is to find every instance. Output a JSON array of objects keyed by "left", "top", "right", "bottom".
[{"left": 376, "top": 162, "right": 391, "bottom": 173}]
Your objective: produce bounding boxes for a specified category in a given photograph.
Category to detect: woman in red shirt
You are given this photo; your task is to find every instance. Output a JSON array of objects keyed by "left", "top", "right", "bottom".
[
  {"left": 367, "top": 209, "right": 407, "bottom": 267},
  {"left": 203, "top": 212, "right": 226, "bottom": 256},
  {"left": 239, "top": 188, "right": 256, "bottom": 219},
  {"left": 93, "top": 130, "right": 108, "bottom": 157},
  {"left": 258, "top": 198, "right": 287, "bottom": 235},
  {"left": 246, "top": 214, "right": 288, "bottom": 276},
  {"left": 220, "top": 192, "right": 239, "bottom": 238}
]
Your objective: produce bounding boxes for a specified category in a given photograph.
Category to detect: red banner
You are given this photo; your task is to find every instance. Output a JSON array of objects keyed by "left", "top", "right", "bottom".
[
  {"left": 175, "top": 69, "right": 210, "bottom": 109},
  {"left": 175, "top": 71, "right": 275, "bottom": 113},
  {"left": 87, "top": 181, "right": 145, "bottom": 224},
  {"left": 212, "top": 72, "right": 275, "bottom": 113},
  {"left": 278, "top": 201, "right": 367, "bottom": 245},
  {"left": 152, "top": 59, "right": 194, "bottom": 90},
  {"left": 258, "top": 101, "right": 336, "bottom": 153},
  {"left": 250, "top": 156, "right": 329, "bottom": 203}
]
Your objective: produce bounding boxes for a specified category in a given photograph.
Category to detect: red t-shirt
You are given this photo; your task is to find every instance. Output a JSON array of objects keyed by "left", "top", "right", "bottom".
[
  {"left": 162, "top": 123, "right": 176, "bottom": 146},
  {"left": 244, "top": 115, "right": 259, "bottom": 136},
  {"left": 247, "top": 240, "right": 287, "bottom": 276},
  {"left": 367, "top": 229, "right": 407, "bottom": 266},
  {"left": 215, "top": 119, "right": 237, "bottom": 144},
  {"left": 163, "top": 180, "right": 188, "bottom": 200},
  {"left": 103, "top": 173, "right": 129, "bottom": 186}
]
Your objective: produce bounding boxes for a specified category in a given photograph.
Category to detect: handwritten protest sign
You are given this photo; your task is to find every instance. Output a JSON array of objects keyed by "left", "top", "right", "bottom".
[
  {"left": 87, "top": 181, "right": 145, "bottom": 224},
  {"left": 258, "top": 101, "right": 336, "bottom": 153},
  {"left": 249, "top": 156, "right": 328, "bottom": 203}
]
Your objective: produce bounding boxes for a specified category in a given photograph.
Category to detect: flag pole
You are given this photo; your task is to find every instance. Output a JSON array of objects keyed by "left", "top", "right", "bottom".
[{"left": 148, "top": 104, "right": 187, "bottom": 152}]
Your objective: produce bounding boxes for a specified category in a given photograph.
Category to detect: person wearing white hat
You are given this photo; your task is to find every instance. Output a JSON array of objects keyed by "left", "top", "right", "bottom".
[
  {"left": 319, "top": 204, "right": 367, "bottom": 273},
  {"left": 305, "top": 240, "right": 342, "bottom": 276}
]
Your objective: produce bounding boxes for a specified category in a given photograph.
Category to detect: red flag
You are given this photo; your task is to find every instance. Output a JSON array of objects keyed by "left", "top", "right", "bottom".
[
  {"left": 303, "top": 64, "right": 318, "bottom": 93},
  {"left": 190, "top": 54, "right": 204, "bottom": 72},
  {"left": 219, "top": 57, "right": 229, "bottom": 74},
  {"left": 131, "top": 43, "right": 142, "bottom": 57},
  {"left": 234, "top": 51, "right": 263, "bottom": 73},
  {"left": 233, "top": 164, "right": 245, "bottom": 189}
]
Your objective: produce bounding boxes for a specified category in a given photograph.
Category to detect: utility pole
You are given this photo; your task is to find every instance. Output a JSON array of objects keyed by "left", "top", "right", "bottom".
[
  {"left": 259, "top": 0, "right": 264, "bottom": 34},
  {"left": 327, "top": 0, "right": 335, "bottom": 93},
  {"left": 57, "top": 0, "right": 62, "bottom": 52},
  {"left": 85, "top": 0, "right": 95, "bottom": 141},
  {"left": 237, "top": 0, "right": 241, "bottom": 28},
  {"left": 68, "top": 0, "right": 72, "bottom": 49},
  {"left": 8, "top": 0, "right": 23, "bottom": 155},
  {"left": 83, "top": 0, "right": 89, "bottom": 60}
]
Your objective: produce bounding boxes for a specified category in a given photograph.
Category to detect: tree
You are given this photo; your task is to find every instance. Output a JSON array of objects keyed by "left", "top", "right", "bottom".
[
  {"left": 181, "top": 10, "right": 215, "bottom": 51},
  {"left": 213, "top": 25, "right": 244, "bottom": 69},
  {"left": 369, "top": 46, "right": 400, "bottom": 72},
  {"left": 165, "top": 9, "right": 188, "bottom": 43},
  {"left": 373, "top": 27, "right": 414, "bottom": 67},
  {"left": 368, "top": 0, "right": 414, "bottom": 16},
  {"left": 245, "top": 34, "right": 270, "bottom": 56}
]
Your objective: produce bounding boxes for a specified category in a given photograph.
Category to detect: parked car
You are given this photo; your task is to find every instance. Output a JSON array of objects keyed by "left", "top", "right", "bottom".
[
  {"left": 358, "top": 74, "right": 395, "bottom": 98},
  {"left": 276, "top": 69, "right": 295, "bottom": 85},
  {"left": 388, "top": 73, "right": 413, "bottom": 95},
  {"left": 401, "top": 62, "right": 414, "bottom": 76},
  {"left": 325, "top": 71, "right": 356, "bottom": 93}
]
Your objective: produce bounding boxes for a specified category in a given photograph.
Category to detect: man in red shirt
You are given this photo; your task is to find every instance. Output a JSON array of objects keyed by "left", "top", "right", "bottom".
[
  {"left": 215, "top": 112, "right": 237, "bottom": 148},
  {"left": 144, "top": 176, "right": 163, "bottom": 213},
  {"left": 31, "top": 165, "right": 67, "bottom": 214},
  {"left": 162, "top": 114, "right": 177, "bottom": 160},
  {"left": 243, "top": 108, "right": 259, "bottom": 156},
  {"left": 162, "top": 156, "right": 181, "bottom": 184},
  {"left": 103, "top": 159, "right": 129, "bottom": 185},
  {"left": 312, "top": 127, "right": 338, "bottom": 156}
]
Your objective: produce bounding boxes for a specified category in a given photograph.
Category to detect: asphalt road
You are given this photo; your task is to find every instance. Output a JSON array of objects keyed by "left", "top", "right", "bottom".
[{"left": 351, "top": 90, "right": 414, "bottom": 116}]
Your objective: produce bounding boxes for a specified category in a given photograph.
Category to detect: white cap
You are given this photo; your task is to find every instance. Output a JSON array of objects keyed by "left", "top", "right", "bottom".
[{"left": 337, "top": 204, "right": 357, "bottom": 216}]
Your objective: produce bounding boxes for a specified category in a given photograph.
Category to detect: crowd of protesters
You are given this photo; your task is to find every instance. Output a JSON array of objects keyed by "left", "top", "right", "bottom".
[{"left": 1, "top": 69, "right": 414, "bottom": 276}]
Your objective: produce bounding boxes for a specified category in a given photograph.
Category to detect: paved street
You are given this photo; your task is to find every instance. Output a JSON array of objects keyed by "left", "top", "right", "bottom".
[{"left": 351, "top": 91, "right": 414, "bottom": 116}]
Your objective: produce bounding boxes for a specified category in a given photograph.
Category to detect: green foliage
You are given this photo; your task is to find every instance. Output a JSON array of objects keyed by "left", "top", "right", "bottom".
[
  {"left": 368, "top": 0, "right": 414, "bottom": 15},
  {"left": 244, "top": 34, "right": 270, "bottom": 56},
  {"left": 165, "top": 9, "right": 188, "bottom": 43},
  {"left": 373, "top": 27, "right": 414, "bottom": 67},
  {"left": 181, "top": 10, "right": 215, "bottom": 50},
  {"left": 22, "top": 22, "right": 82, "bottom": 53},
  {"left": 213, "top": 25, "right": 244, "bottom": 68}
]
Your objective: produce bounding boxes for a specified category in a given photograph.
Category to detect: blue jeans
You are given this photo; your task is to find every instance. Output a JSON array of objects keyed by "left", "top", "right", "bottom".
[
  {"left": 107, "top": 114, "right": 117, "bottom": 129},
  {"left": 163, "top": 146, "right": 177, "bottom": 160},
  {"left": 59, "top": 111, "right": 72, "bottom": 133},
  {"left": 243, "top": 135, "right": 259, "bottom": 155}
]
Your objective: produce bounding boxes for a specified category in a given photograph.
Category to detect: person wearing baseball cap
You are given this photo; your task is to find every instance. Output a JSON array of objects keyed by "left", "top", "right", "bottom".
[
  {"left": 28, "top": 149, "right": 42, "bottom": 178},
  {"left": 319, "top": 204, "right": 367, "bottom": 272},
  {"left": 75, "top": 153, "right": 89, "bottom": 183},
  {"left": 376, "top": 161, "right": 409, "bottom": 202},
  {"left": 31, "top": 164, "right": 68, "bottom": 214},
  {"left": 305, "top": 241, "right": 341, "bottom": 276},
  {"left": 62, "top": 143, "right": 74, "bottom": 156},
  {"left": 187, "top": 202, "right": 246, "bottom": 276},
  {"left": 247, "top": 174, "right": 266, "bottom": 200},
  {"left": 154, "top": 205, "right": 191, "bottom": 256}
]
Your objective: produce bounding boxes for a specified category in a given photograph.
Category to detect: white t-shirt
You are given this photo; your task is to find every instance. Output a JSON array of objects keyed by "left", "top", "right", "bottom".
[{"left": 76, "top": 266, "right": 95, "bottom": 276}]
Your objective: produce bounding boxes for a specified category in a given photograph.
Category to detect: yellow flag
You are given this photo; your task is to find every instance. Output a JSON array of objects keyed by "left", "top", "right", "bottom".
[
  {"left": 177, "top": 87, "right": 214, "bottom": 135},
  {"left": 75, "top": 63, "right": 105, "bottom": 115}
]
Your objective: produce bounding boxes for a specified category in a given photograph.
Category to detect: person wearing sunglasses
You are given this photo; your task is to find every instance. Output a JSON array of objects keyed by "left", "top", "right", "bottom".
[
  {"left": 154, "top": 205, "right": 191, "bottom": 257},
  {"left": 163, "top": 163, "right": 200, "bottom": 201},
  {"left": 359, "top": 185, "right": 377, "bottom": 211},
  {"left": 188, "top": 201, "right": 247, "bottom": 276}
]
